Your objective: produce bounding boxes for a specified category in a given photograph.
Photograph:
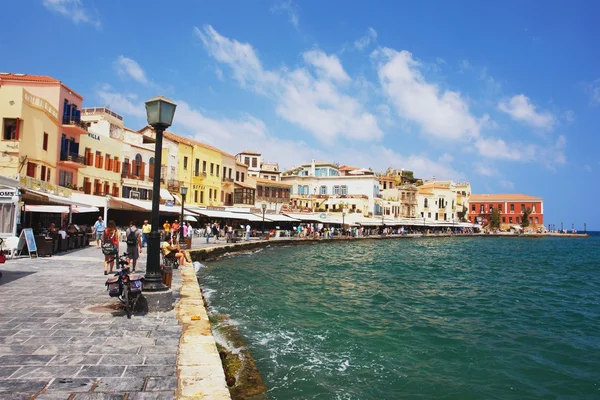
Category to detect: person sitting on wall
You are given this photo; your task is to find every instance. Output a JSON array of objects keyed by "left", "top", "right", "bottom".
[{"left": 161, "top": 234, "right": 187, "bottom": 267}]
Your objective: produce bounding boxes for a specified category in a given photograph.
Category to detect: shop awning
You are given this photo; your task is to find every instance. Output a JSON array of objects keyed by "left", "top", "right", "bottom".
[
  {"left": 259, "top": 213, "right": 300, "bottom": 222},
  {"left": 188, "top": 208, "right": 271, "bottom": 222},
  {"left": 21, "top": 188, "right": 96, "bottom": 208},
  {"left": 24, "top": 205, "right": 70, "bottom": 213},
  {"left": 23, "top": 205, "right": 99, "bottom": 214},
  {"left": 282, "top": 212, "right": 323, "bottom": 222},
  {"left": 160, "top": 189, "right": 174, "bottom": 201}
]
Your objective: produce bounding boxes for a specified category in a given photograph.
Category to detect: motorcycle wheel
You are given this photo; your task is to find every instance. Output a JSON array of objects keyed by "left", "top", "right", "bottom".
[{"left": 123, "top": 287, "right": 132, "bottom": 319}]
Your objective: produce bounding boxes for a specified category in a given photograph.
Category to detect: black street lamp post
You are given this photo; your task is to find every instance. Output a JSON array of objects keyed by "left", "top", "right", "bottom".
[
  {"left": 561, "top": 221, "right": 563, "bottom": 233},
  {"left": 179, "top": 186, "right": 188, "bottom": 246},
  {"left": 423, "top": 216, "right": 426, "bottom": 234},
  {"left": 144, "top": 96, "right": 176, "bottom": 292},
  {"left": 342, "top": 211, "right": 345, "bottom": 237},
  {"left": 584, "top": 223, "right": 586, "bottom": 234},
  {"left": 261, "top": 202, "right": 267, "bottom": 239}
]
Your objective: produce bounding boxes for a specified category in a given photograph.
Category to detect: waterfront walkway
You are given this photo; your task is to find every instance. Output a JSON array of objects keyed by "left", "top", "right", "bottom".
[{"left": 0, "top": 246, "right": 183, "bottom": 399}]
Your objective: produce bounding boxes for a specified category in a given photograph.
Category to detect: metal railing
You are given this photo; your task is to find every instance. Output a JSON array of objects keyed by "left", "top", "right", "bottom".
[
  {"left": 59, "top": 152, "right": 85, "bottom": 164},
  {"left": 62, "top": 116, "right": 89, "bottom": 130}
]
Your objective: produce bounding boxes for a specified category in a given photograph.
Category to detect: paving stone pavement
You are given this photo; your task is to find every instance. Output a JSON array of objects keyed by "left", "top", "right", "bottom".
[{"left": 0, "top": 245, "right": 182, "bottom": 399}]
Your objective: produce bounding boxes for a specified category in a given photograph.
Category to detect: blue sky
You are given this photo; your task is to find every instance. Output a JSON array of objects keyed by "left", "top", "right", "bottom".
[{"left": 2, "top": 0, "right": 599, "bottom": 229}]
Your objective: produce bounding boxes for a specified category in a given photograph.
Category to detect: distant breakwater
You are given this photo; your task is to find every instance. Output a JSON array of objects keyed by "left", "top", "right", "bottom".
[{"left": 188, "top": 232, "right": 589, "bottom": 262}]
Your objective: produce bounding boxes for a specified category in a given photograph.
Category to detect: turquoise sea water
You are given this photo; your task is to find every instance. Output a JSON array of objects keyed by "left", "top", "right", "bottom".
[{"left": 198, "top": 233, "right": 600, "bottom": 399}]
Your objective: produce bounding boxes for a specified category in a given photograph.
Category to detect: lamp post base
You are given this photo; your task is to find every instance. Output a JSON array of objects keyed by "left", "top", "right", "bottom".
[
  {"left": 143, "top": 289, "right": 173, "bottom": 312},
  {"left": 144, "top": 231, "right": 168, "bottom": 292}
]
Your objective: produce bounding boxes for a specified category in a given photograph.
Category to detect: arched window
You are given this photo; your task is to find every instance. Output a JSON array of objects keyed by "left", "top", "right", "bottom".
[
  {"left": 134, "top": 154, "right": 142, "bottom": 177},
  {"left": 148, "top": 157, "right": 155, "bottom": 180}
]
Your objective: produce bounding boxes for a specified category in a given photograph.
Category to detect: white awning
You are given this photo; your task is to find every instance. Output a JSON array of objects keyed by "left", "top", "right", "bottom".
[
  {"left": 160, "top": 189, "right": 174, "bottom": 201},
  {"left": 71, "top": 193, "right": 108, "bottom": 208},
  {"left": 188, "top": 208, "right": 271, "bottom": 222},
  {"left": 259, "top": 213, "right": 300, "bottom": 222},
  {"left": 71, "top": 206, "right": 100, "bottom": 214},
  {"left": 24, "top": 205, "right": 70, "bottom": 213},
  {"left": 283, "top": 212, "right": 323, "bottom": 222},
  {"left": 21, "top": 188, "right": 96, "bottom": 208}
]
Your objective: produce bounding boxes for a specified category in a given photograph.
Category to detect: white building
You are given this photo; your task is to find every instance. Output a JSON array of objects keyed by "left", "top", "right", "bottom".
[
  {"left": 281, "top": 160, "right": 380, "bottom": 216},
  {"left": 417, "top": 180, "right": 459, "bottom": 222},
  {"left": 236, "top": 150, "right": 282, "bottom": 181}
]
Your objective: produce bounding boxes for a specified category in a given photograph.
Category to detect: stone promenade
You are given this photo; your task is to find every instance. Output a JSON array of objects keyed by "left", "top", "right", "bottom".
[{"left": 0, "top": 246, "right": 182, "bottom": 399}]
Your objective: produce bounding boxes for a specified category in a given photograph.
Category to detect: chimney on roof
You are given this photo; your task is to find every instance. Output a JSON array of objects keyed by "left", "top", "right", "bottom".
[{"left": 311, "top": 159, "right": 316, "bottom": 177}]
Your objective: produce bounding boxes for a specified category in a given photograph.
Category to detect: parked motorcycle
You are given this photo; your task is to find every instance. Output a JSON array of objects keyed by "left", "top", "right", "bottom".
[{"left": 105, "top": 252, "right": 143, "bottom": 318}]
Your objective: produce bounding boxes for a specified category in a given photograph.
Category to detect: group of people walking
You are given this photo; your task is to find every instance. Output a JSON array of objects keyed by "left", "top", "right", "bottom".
[{"left": 93, "top": 216, "right": 192, "bottom": 275}]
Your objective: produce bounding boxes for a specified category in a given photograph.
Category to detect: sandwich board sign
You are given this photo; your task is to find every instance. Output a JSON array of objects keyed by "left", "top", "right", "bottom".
[{"left": 17, "top": 228, "right": 38, "bottom": 258}]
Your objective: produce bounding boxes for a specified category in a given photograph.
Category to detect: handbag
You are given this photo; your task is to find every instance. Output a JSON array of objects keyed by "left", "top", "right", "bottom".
[{"left": 0, "top": 252, "right": 5, "bottom": 264}]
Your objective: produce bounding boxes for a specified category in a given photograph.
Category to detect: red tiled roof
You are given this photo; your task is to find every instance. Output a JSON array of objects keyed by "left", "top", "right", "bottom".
[
  {"left": 0, "top": 73, "right": 60, "bottom": 83},
  {"left": 470, "top": 194, "right": 543, "bottom": 202}
]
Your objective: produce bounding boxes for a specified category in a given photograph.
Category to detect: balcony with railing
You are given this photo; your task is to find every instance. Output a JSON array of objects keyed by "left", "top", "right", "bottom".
[
  {"left": 167, "top": 179, "right": 182, "bottom": 190},
  {"left": 62, "top": 115, "right": 89, "bottom": 134},
  {"left": 59, "top": 152, "right": 86, "bottom": 168}
]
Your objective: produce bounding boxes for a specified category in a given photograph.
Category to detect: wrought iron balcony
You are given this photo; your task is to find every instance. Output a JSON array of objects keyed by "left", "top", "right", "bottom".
[
  {"left": 59, "top": 152, "right": 85, "bottom": 165},
  {"left": 62, "top": 116, "right": 89, "bottom": 131}
]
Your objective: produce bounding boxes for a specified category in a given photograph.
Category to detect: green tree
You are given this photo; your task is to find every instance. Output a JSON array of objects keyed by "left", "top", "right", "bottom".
[
  {"left": 457, "top": 209, "right": 467, "bottom": 222},
  {"left": 521, "top": 207, "right": 532, "bottom": 228},
  {"left": 490, "top": 207, "right": 501, "bottom": 229}
]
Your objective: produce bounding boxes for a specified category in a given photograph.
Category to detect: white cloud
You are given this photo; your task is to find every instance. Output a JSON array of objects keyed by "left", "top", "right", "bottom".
[
  {"left": 270, "top": 0, "right": 299, "bottom": 28},
  {"left": 114, "top": 56, "right": 148, "bottom": 85},
  {"left": 195, "top": 25, "right": 383, "bottom": 144},
  {"left": 584, "top": 164, "right": 592, "bottom": 172},
  {"left": 500, "top": 180, "right": 514, "bottom": 190},
  {"left": 587, "top": 79, "right": 600, "bottom": 105},
  {"left": 42, "top": 0, "right": 100, "bottom": 28},
  {"left": 474, "top": 134, "right": 566, "bottom": 168},
  {"left": 302, "top": 50, "right": 350, "bottom": 82},
  {"left": 498, "top": 94, "right": 555, "bottom": 130},
  {"left": 354, "top": 27, "right": 377, "bottom": 51},
  {"left": 459, "top": 59, "right": 471, "bottom": 72},
  {"left": 373, "top": 48, "right": 482, "bottom": 142},
  {"left": 474, "top": 163, "right": 497, "bottom": 177},
  {"left": 215, "top": 67, "right": 224, "bottom": 81},
  {"left": 96, "top": 85, "right": 145, "bottom": 118},
  {"left": 373, "top": 146, "right": 463, "bottom": 180}
]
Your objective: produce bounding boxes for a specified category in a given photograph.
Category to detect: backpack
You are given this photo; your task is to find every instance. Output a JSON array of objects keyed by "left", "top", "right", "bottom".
[
  {"left": 126, "top": 228, "right": 138, "bottom": 246},
  {"left": 101, "top": 232, "right": 116, "bottom": 255}
]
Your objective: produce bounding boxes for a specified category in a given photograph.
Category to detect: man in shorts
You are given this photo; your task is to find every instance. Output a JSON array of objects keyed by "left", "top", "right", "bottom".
[
  {"left": 125, "top": 221, "right": 142, "bottom": 272},
  {"left": 93, "top": 216, "right": 106, "bottom": 248}
]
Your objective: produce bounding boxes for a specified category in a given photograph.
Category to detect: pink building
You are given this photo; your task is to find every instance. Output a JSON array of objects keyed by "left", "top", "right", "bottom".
[{"left": 0, "top": 73, "right": 88, "bottom": 189}]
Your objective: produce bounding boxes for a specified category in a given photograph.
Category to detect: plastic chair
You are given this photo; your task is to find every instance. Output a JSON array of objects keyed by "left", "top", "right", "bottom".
[{"left": 2, "top": 237, "right": 19, "bottom": 259}]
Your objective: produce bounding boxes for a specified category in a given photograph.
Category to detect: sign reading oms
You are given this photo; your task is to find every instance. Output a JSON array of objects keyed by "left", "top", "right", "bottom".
[{"left": 0, "top": 190, "right": 16, "bottom": 197}]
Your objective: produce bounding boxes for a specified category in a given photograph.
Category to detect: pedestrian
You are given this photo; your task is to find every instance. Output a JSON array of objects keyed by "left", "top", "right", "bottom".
[
  {"left": 205, "top": 223, "right": 211, "bottom": 244},
  {"left": 102, "top": 220, "right": 119, "bottom": 275},
  {"left": 163, "top": 220, "right": 170, "bottom": 234},
  {"left": 172, "top": 219, "right": 180, "bottom": 241},
  {"left": 245, "top": 224, "right": 251, "bottom": 241},
  {"left": 212, "top": 223, "right": 219, "bottom": 243},
  {"left": 93, "top": 216, "right": 106, "bottom": 248},
  {"left": 125, "top": 221, "right": 142, "bottom": 272},
  {"left": 141, "top": 220, "right": 151, "bottom": 249}
]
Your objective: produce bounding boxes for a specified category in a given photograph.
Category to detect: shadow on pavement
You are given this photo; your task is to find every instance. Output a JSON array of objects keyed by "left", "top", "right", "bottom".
[{"left": 0, "top": 270, "right": 37, "bottom": 286}]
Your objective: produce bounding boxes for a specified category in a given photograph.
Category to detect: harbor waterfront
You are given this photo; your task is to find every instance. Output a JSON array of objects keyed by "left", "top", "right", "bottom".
[{"left": 196, "top": 232, "right": 600, "bottom": 399}]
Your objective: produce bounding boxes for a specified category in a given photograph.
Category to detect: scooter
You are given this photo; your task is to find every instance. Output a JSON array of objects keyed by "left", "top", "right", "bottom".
[{"left": 105, "top": 252, "right": 144, "bottom": 318}]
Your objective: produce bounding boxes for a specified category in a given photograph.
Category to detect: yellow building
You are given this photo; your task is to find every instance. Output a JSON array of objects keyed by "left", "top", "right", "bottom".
[
  {"left": 0, "top": 85, "right": 60, "bottom": 185},
  {"left": 163, "top": 132, "right": 223, "bottom": 207}
]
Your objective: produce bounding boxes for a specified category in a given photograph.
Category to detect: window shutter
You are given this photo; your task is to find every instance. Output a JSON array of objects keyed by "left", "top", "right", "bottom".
[
  {"left": 140, "top": 162, "right": 145, "bottom": 180},
  {"left": 15, "top": 119, "right": 20, "bottom": 140}
]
